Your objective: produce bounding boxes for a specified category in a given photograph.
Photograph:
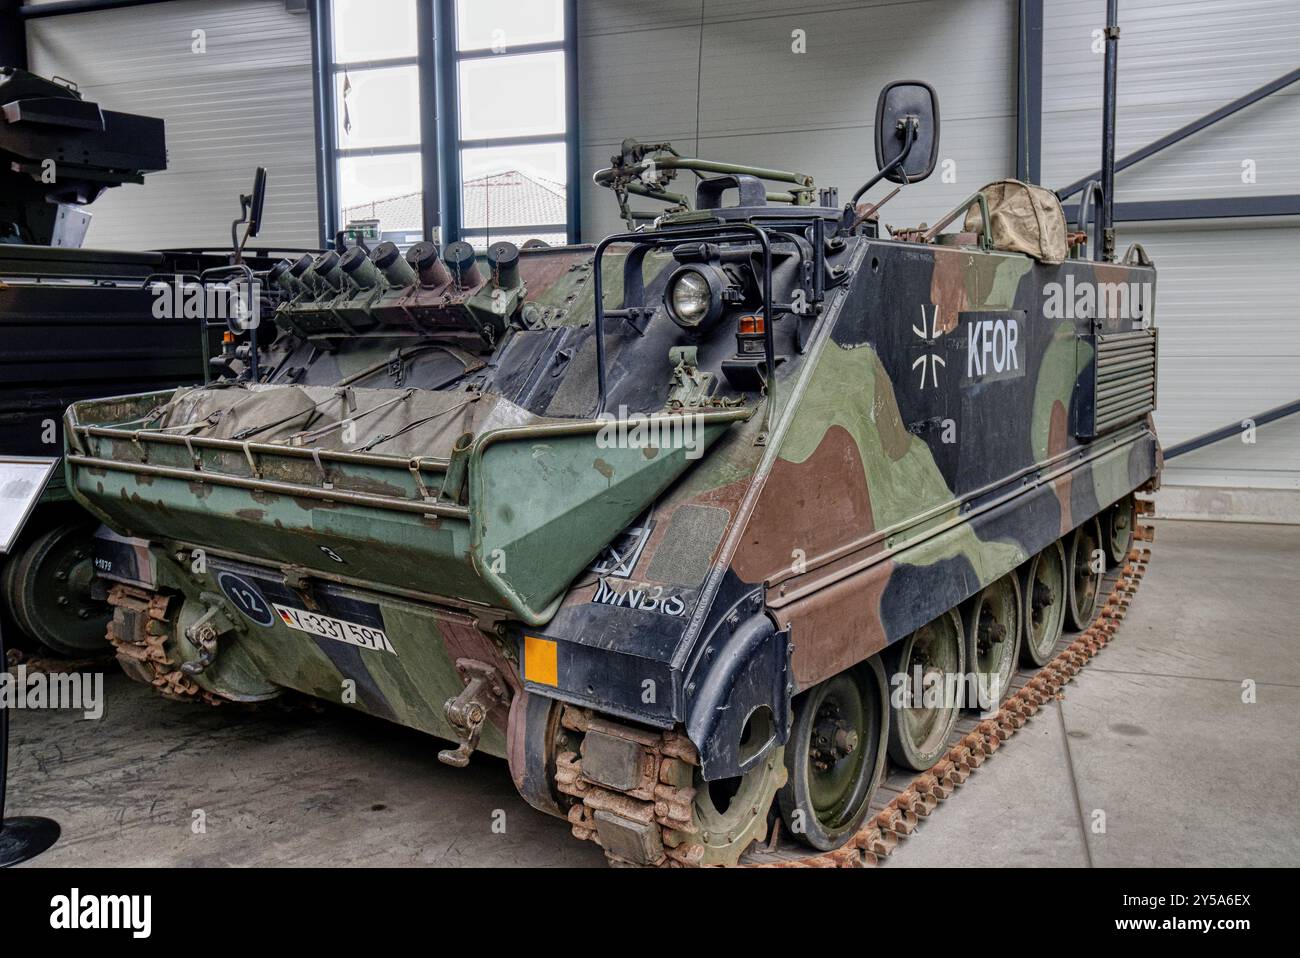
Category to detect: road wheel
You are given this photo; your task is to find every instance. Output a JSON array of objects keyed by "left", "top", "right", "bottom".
[
  {"left": 886, "top": 608, "right": 965, "bottom": 771},
  {"left": 778, "top": 657, "right": 888, "bottom": 850},
  {"left": 964, "top": 573, "right": 1021, "bottom": 708},
  {"left": 3, "top": 521, "right": 110, "bottom": 655},
  {"left": 1021, "top": 539, "right": 1068, "bottom": 667},
  {"left": 1106, "top": 494, "right": 1135, "bottom": 565},
  {"left": 1066, "top": 517, "right": 1104, "bottom": 632}
]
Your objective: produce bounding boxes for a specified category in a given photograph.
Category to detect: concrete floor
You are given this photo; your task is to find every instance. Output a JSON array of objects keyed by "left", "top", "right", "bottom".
[
  {"left": 890, "top": 519, "right": 1300, "bottom": 868},
  {"left": 6, "top": 519, "right": 1298, "bottom": 867},
  {"left": 8, "top": 670, "right": 601, "bottom": 867}
]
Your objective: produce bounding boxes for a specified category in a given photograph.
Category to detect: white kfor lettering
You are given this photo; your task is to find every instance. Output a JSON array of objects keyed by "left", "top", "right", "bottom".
[{"left": 967, "top": 317, "right": 1020, "bottom": 378}]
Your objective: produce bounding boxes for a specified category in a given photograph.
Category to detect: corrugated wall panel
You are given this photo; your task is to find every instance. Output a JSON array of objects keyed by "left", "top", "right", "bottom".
[
  {"left": 1116, "top": 222, "right": 1300, "bottom": 490},
  {"left": 26, "top": 0, "right": 319, "bottom": 250},
  {"left": 1044, "top": 0, "right": 1300, "bottom": 498},
  {"left": 1042, "top": 0, "right": 1300, "bottom": 202},
  {"left": 579, "top": 0, "right": 1017, "bottom": 240},
  {"left": 579, "top": 22, "right": 703, "bottom": 147},
  {"left": 1166, "top": 417, "right": 1300, "bottom": 491}
]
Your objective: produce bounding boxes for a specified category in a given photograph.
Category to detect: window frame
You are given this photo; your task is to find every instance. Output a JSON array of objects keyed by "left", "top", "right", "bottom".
[{"left": 312, "top": 0, "right": 579, "bottom": 248}]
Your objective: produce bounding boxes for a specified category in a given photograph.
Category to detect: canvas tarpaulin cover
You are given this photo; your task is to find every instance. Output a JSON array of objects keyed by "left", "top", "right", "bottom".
[{"left": 147, "top": 383, "right": 544, "bottom": 459}]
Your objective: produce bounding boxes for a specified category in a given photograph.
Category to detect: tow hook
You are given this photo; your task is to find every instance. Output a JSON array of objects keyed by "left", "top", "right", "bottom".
[
  {"left": 437, "top": 659, "right": 510, "bottom": 768},
  {"left": 180, "top": 594, "right": 238, "bottom": 676}
]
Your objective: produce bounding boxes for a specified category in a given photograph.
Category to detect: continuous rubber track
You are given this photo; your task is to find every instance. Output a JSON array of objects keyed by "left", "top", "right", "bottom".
[{"left": 744, "top": 500, "right": 1156, "bottom": 868}]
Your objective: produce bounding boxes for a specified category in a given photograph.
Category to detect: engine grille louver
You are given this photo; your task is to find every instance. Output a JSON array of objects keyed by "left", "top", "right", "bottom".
[{"left": 1075, "top": 328, "right": 1158, "bottom": 439}]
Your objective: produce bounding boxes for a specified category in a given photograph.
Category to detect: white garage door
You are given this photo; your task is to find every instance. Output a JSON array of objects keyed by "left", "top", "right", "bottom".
[{"left": 26, "top": 0, "right": 320, "bottom": 250}]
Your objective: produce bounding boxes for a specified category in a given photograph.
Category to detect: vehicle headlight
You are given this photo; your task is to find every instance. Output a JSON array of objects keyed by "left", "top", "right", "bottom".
[{"left": 666, "top": 266, "right": 723, "bottom": 330}]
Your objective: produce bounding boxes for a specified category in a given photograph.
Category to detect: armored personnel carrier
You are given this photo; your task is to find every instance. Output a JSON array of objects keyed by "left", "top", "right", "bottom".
[{"left": 65, "top": 80, "right": 1159, "bottom": 865}]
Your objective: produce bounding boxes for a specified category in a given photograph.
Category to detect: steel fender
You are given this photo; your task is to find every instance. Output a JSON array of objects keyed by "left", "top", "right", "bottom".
[{"left": 685, "top": 612, "right": 792, "bottom": 781}]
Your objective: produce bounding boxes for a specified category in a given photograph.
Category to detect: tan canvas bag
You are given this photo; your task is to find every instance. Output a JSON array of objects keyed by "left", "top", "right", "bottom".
[{"left": 964, "top": 179, "right": 1068, "bottom": 264}]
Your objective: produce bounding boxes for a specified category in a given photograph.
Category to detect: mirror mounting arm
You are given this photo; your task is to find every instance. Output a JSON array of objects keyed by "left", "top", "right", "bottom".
[
  {"left": 230, "top": 168, "right": 268, "bottom": 265},
  {"left": 850, "top": 117, "right": 917, "bottom": 207},
  {"left": 230, "top": 194, "right": 251, "bottom": 263}
]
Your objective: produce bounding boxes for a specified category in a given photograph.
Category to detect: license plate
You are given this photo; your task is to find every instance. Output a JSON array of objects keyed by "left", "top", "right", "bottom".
[{"left": 273, "top": 604, "right": 397, "bottom": 655}]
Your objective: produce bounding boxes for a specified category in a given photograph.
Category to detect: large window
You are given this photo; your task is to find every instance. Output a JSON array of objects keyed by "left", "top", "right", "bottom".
[
  {"left": 321, "top": 0, "right": 574, "bottom": 249},
  {"left": 453, "top": 0, "right": 570, "bottom": 247},
  {"left": 330, "top": 0, "right": 424, "bottom": 244}
]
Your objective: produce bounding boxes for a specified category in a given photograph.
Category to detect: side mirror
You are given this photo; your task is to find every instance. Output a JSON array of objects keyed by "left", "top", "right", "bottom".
[
  {"left": 246, "top": 167, "right": 268, "bottom": 238},
  {"left": 874, "top": 81, "right": 940, "bottom": 183}
]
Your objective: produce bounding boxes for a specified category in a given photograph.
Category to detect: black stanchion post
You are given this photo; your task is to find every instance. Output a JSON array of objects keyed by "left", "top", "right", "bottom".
[{"left": 0, "top": 619, "right": 62, "bottom": 866}]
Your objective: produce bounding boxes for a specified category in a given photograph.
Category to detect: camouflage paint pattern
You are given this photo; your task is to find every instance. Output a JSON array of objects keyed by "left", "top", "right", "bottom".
[{"left": 65, "top": 199, "right": 1159, "bottom": 785}]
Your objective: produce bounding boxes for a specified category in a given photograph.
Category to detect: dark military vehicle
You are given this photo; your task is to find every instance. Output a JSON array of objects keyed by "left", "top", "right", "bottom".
[
  {"left": 64, "top": 79, "right": 1159, "bottom": 865},
  {"left": 0, "top": 68, "right": 290, "bottom": 656}
]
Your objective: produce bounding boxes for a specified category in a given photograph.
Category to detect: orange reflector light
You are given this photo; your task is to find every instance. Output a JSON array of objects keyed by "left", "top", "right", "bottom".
[
  {"left": 223, "top": 331, "right": 236, "bottom": 344},
  {"left": 523, "top": 635, "right": 558, "bottom": 686},
  {"left": 738, "top": 314, "right": 765, "bottom": 335}
]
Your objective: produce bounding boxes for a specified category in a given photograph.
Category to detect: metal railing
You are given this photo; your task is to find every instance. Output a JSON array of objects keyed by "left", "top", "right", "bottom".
[{"left": 590, "top": 221, "right": 796, "bottom": 433}]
